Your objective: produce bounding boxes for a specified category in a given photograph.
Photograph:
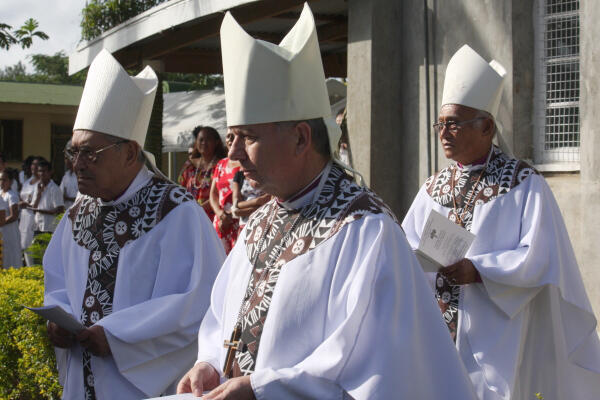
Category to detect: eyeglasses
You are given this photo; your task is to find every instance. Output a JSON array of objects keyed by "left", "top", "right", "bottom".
[
  {"left": 64, "top": 140, "right": 128, "bottom": 164},
  {"left": 432, "top": 117, "right": 487, "bottom": 134}
]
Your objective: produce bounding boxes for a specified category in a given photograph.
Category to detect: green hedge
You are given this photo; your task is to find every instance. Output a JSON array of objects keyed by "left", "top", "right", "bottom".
[{"left": 0, "top": 266, "right": 61, "bottom": 400}]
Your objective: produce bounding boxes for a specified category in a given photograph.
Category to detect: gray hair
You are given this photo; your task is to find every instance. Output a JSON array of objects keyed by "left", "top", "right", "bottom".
[
  {"left": 276, "top": 118, "right": 331, "bottom": 159},
  {"left": 474, "top": 110, "right": 498, "bottom": 137},
  {"left": 101, "top": 133, "right": 145, "bottom": 163}
]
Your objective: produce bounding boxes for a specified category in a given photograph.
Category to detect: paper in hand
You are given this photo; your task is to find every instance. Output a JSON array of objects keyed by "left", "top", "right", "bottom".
[
  {"left": 24, "top": 305, "right": 85, "bottom": 333},
  {"left": 415, "top": 209, "right": 475, "bottom": 273}
]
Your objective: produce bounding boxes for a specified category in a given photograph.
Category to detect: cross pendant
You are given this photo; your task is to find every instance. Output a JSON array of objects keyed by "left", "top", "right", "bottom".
[{"left": 223, "top": 324, "right": 242, "bottom": 377}]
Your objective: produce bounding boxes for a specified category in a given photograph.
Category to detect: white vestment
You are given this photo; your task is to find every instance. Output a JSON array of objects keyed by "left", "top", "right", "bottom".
[
  {"left": 196, "top": 163, "right": 477, "bottom": 399},
  {"left": 1, "top": 189, "right": 22, "bottom": 268},
  {"left": 0, "top": 195, "right": 7, "bottom": 267},
  {"left": 32, "top": 180, "right": 64, "bottom": 232},
  {"left": 19, "top": 177, "right": 36, "bottom": 250},
  {"left": 44, "top": 167, "right": 225, "bottom": 399},
  {"left": 402, "top": 148, "right": 600, "bottom": 400},
  {"left": 59, "top": 170, "right": 79, "bottom": 210}
]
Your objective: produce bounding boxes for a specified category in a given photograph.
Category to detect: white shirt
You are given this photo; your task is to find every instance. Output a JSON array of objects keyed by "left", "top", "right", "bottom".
[
  {"left": 19, "top": 177, "right": 38, "bottom": 250},
  {"left": 1, "top": 189, "right": 21, "bottom": 268},
  {"left": 44, "top": 167, "right": 226, "bottom": 399},
  {"left": 32, "top": 180, "right": 64, "bottom": 232},
  {"left": 59, "top": 170, "right": 78, "bottom": 210}
]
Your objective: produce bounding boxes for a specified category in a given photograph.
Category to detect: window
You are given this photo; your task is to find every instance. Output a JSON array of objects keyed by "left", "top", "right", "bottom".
[
  {"left": 0, "top": 120, "right": 23, "bottom": 162},
  {"left": 534, "top": 0, "right": 580, "bottom": 166}
]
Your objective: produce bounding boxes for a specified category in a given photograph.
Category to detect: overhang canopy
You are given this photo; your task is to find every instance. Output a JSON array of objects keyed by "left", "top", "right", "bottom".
[
  {"left": 163, "top": 78, "right": 346, "bottom": 153},
  {"left": 69, "top": 0, "right": 348, "bottom": 77},
  {"left": 162, "top": 89, "right": 226, "bottom": 152}
]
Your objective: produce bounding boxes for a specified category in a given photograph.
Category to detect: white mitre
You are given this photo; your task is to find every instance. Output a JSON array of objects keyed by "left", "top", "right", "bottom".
[
  {"left": 441, "top": 44, "right": 506, "bottom": 119},
  {"left": 73, "top": 49, "right": 159, "bottom": 167},
  {"left": 220, "top": 3, "right": 342, "bottom": 157}
]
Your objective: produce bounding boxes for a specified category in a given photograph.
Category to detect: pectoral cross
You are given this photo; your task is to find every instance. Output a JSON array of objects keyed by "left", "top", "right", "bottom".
[{"left": 223, "top": 323, "right": 242, "bottom": 377}]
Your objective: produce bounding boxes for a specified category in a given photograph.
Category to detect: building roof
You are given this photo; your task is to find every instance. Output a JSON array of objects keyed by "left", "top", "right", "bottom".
[
  {"left": 0, "top": 81, "right": 83, "bottom": 106},
  {"left": 69, "top": 0, "right": 347, "bottom": 77}
]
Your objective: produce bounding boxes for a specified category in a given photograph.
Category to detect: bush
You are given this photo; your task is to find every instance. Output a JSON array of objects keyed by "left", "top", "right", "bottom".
[
  {"left": 25, "top": 233, "right": 52, "bottom": 266},
  {"left": 0, "top": 266, "right": 61, "bottom": 399}
]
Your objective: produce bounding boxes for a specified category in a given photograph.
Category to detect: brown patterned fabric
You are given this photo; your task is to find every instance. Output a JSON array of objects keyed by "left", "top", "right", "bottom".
[
  {"left": 68, "top": 177, "right": 193, "bottom": 399},
  {"left": 424, "top": 146, "right": 538, "bottom": 340},
  {"left": 229, "top": 163, "right": 397, "bottom": 377}
]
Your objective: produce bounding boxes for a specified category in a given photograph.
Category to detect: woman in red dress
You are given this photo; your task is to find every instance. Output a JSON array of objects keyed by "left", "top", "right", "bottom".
[
  {"left": 178, "top": 126, "right": 227, "bottom": 221},
  {"left": 210, "top": 130, "right": 241, "bottom": 254}
]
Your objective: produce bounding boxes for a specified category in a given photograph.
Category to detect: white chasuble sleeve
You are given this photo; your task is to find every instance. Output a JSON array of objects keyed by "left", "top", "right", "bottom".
[
  {"left": 466, "top": 175, "right": 600, "bottom": 399},
  {"left": 44, "top": 215, "right": 76, "bottom": 314},
  {"left": 199, "top": 215, "right": 477, "bottom": 399},
  {"left": 97, "top": 202, "right": 224, "bottom": 396},
  {"left": 403, "top": 175, "right": 600, "bottom": 399},
  {"left": 251, "top": 217, "right": 476, "bottom": 399}
]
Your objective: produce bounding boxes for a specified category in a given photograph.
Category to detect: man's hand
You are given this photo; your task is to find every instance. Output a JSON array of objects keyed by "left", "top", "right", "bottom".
[
  {"left": 177, "top": 362, "right": 221, "bottom": 397},
  {"left": 47, "top": 321, "right": 75, "bottom": 348},
  {"left": 76, "top": 325, "right": 111, "bottom": 357},
  {"left": 204, "top": 376, "right": 255, "bottom": 400},
  {"left": 439, "top": 258, "right": 482, "bottom": 285}
]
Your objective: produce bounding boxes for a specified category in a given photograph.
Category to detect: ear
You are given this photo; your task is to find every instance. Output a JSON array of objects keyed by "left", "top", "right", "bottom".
[
  {"left": 293, "top": 122, "right": 312, "bottom": 156},
  {"left": 481, "top": 118, "right": 495, "bottom": 137},
  {"left": 123, "top": 141, "right": 140, "bottom": 167}
]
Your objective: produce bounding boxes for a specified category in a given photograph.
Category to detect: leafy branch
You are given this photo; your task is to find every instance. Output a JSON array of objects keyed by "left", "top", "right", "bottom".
[{"left": 0, "top": 18, "right": 48, "bottom": 51}]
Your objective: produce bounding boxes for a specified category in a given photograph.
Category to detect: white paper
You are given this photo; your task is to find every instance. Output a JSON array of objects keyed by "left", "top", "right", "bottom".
[
  {"left": 24, "top": 305, "right": 85, "bottom": 333},
  {"left": 415, "top": 210, "right": 475, "bottom": 273},
  {"left": 144, "top": 393, "right": 205, "bottom": 399}
]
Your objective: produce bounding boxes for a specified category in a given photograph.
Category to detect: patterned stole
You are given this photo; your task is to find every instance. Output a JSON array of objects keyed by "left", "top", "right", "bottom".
[
  {"left": 68, "top": 177, "right": 193, "bottom": 399},
  {"left": 425, "top": 146, "right": 538, "bottom": 341},
  {"left": 229, "top": 163, "right": 397, "bottom": 377}
]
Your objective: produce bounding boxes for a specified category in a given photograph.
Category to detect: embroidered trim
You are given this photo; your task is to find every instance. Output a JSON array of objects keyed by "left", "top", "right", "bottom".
[
  {"left": 69, "top": 177, "right": 193, "bottom": 399},
  {"left": 424, "top": 147, "right": 538, "bottom": 340},
  {"left": 231, "top": 163, "right": 398, "bottom": 376}
]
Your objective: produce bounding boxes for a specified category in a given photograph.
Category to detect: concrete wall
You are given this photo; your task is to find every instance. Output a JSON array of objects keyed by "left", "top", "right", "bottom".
[
  {"left": 578, "top": 0, "right": 600, "bottom": 328},
  {"left": 347, "top": 0, "right": 406, "bottom": 215}
]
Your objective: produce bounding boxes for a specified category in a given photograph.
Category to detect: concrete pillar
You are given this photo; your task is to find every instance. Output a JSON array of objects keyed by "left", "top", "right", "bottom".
[
  {"left": 578, "top": 0, "right": 600, "bottom": 325},
  {"left": 346, "top": 0, "right": 409, "bottom": 216}
]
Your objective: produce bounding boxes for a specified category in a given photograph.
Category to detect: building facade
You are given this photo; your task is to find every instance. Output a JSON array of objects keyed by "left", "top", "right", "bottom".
[{"left": 0, "top": 82, "right": 82, "bottom": 181}]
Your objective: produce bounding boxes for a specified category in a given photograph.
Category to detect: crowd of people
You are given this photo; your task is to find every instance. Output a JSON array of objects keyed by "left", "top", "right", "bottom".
[
  {"left": 2, "top": 4, "right": 598, "bottom": 400},
  {"left": 0, "top": 153, "right": 72, "bottom": 268}
]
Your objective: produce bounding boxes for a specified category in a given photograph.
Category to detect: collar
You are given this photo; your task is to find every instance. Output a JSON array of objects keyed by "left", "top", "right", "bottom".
[
  {"left": 99, "top": 166, "right": 153, "bottom": 206},
  {"left": 277, "top": 161, "right": 332, "bottom": 211},
  {"left": 456, "top": 146, "right": 493, "bottom": 172}
]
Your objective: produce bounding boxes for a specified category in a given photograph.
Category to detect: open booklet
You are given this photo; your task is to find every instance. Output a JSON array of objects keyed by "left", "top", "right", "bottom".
[
  {"left": 23, "top": 305, "right": 85, "bottom": 334},
  {"left": 415, "top": 209, "right": 475, "bottom": 273}
]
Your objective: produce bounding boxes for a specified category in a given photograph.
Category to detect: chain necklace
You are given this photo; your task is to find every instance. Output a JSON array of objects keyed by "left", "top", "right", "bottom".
[{"left": 450, "top": 148, "right": 493, "bottom": 226}]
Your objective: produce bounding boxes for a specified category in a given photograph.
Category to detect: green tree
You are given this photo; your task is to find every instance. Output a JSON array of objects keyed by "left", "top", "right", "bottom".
[
  {"left": 0, "top": 18, "right": 48, "bottom": 50},
  {"left": 0, "top": 61, "right": 27, "bottom": 80},
  {"left": 81, "top": 0, "right": 169, "bottom": 40},
  {"left": 29, "top": 51, "right": 87, "bottom": 84},
  {"left": 0, "top": 52, "right": 86, "bottom": 85}
]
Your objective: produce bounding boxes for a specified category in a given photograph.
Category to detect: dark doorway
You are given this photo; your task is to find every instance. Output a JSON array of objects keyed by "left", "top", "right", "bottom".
[{"left": 51, "top": 125, "right": 72, "bottom": 184}]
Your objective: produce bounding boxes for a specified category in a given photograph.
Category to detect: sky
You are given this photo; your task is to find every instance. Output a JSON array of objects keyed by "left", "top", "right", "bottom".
[{"left": 1, "top": 0, "right": 86, "bottom": 72}]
